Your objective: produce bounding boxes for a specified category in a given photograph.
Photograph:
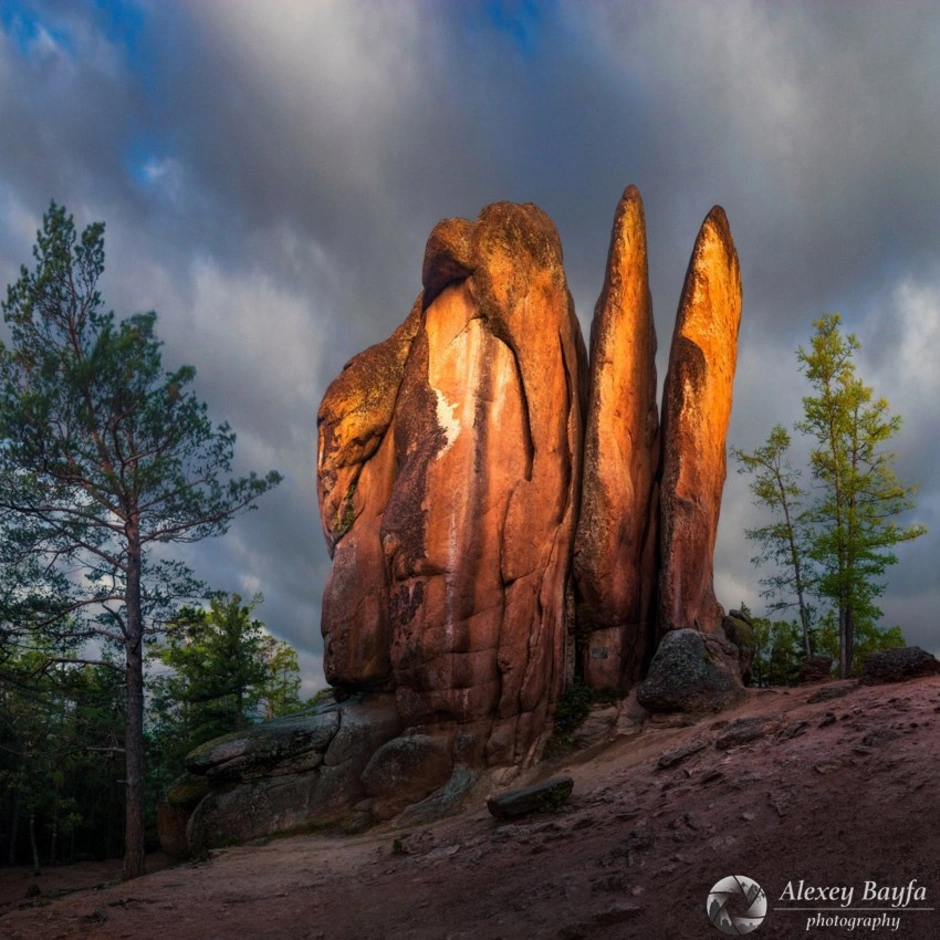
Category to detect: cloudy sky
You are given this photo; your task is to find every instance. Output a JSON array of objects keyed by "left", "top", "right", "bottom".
[{"left": 2, "top": 0, "right": 938, "bottom": 689}]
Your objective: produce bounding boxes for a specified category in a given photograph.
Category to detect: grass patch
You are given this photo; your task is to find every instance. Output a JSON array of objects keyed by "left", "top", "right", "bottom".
[{"left": 545, "top": 680, "right": 624, "bottom": 757}]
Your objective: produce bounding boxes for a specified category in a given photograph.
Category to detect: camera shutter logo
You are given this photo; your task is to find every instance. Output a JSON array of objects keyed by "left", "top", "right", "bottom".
[{"left": 707, "top": 875, "right": 768, "bottom": 935}]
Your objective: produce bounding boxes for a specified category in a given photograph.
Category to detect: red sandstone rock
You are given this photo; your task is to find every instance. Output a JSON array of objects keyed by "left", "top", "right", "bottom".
[
  {"left": 384, "top": 202, "right": 586, "bottom": 766},
  {"left": 573, "top": 185, "right": 660, "bottom": 689},
  {"left": 658, "top": 206, "right": 742, "bottom": 635},
  {"left": 316, "top": 202, "right": 586, "bottom": 767},
  {"left": 316, "top": 300, "right": 422, "bottom": 688}
]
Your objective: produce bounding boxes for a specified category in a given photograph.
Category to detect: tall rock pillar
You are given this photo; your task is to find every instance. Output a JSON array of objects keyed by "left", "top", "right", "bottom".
[
  {"left": 658, "top": 206, "right": 742, "bottom": 635},
  {"left": 573, "top": 186, "right": 660, "bottom": 688}
]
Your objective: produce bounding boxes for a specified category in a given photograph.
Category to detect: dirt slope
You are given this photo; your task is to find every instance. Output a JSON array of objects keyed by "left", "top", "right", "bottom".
[{"left": 3, "top": 676, "right": 939, "bottom": 940}]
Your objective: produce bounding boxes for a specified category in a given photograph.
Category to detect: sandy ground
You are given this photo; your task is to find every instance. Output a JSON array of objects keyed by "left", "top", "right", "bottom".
[{"left": 2, "top": 675, "right": 939, "bottom": 940}]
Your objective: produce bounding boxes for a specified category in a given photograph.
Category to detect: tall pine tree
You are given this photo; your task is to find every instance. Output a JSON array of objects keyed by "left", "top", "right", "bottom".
[{"left": 0, "top": 203, "right": 281, "bottom": 879}]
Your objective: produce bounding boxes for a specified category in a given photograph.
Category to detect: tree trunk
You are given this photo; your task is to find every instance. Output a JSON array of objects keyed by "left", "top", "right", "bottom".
[
  {"left": 845, "top": 607, "right": 855, "bottom": 678},
  {"left": 122, "top": 527, "right": 147, "bottom": 881},
  {"left": 839, "top": 606, "right": 849, "bottom": 679},
  {"left": 798, "top": 603, "right": 812, "bottom": 659},
  {"left": 29, "top": 811, "right": 40, "bottom": 876},
  {"left": 8, "top": 790, "right": 20, "bottom": 866},
  {"left": 49, "top": 806, "right": 58, "bottom": 866}
]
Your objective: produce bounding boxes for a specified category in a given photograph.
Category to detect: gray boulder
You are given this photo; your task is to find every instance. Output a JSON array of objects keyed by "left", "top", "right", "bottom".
[
  {"left": 862, "top": 647, "right": 940, "bottom": 684},
  {"left": 637, "top": 629, "right": 745, "bottom": 713}
]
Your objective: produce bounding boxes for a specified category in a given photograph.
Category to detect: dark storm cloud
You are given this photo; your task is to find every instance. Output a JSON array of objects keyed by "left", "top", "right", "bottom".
[{"left": 1, "top": 0, "right": 938, "bottom": 683}]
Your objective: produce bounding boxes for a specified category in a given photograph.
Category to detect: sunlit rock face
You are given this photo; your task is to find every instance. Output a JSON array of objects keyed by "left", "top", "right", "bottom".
[
  {"left": 658, "top": 206, "right": 742, "bottom": 636},
  {"left": 317, "top": 202, "right": 586, "bottom": 767},
  {"left": 317, "top": 300, "right": 422, "bottom": 689},
  {"left": 573, "top": 186, "right": 660, "bottom": 689},
  {"left": 169, "top": 189, "right": 748, "bottom": 854},
  {"left": 317, "top": 193, "right": 743, "bottom": 777}
]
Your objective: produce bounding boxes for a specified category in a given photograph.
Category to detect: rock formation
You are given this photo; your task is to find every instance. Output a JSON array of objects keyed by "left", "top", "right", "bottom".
[
  {"left": 658, "top": 206, "right": 742, "bottom": 636},
  {"left": 573, "top": 186, "right": 660, "bottom": 689},
  {"left": 318, "top": 202, "right": 586, "bottom": 769},
  {"left": 159, "top": 189, "right": 747, "bottom": 855}
]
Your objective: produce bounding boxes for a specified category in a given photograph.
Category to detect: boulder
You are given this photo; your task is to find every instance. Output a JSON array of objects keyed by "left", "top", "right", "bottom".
[
  {"left": 361, "top": 731, "right": 455, "bottom": 821},
  {"left": 156, "top": 801, "right": 194, "bottom": 860},
  {"left": 800, "top": 655, "right": 834, "bottom": 684},
  {"left": 658, "top": 207, "right": 741, "bottom": 635},
  {"left": 574, "top": 185, "right": 660, "bottom": 688},
  {"left": 185, "top": 707, "right": 342, "bottom": 782},
  {"left": 861, "top": 647, "right": 940, "bottom": 684},
  {"left": 636, "top": 629, "right": 745, "bottom": 713},
  {"left": 156, "top": 774, "right": 210, "bottom": 859},
  {"left": 486, "top": 775, "right": 574, "bottom": 818}
]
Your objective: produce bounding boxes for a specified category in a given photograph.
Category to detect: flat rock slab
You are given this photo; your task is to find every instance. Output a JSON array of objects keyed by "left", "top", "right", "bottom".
[
  {"left": 656, "top": 740, "right": 708, "bottom": 770},
  {"left": 716, "top": 715, "right": 779, "bottom": 750},
  {"left": 807, "top": 681, "right": 858, "bottom": 704},
  {"left": 486, "top": 775, "right": 574, "bottom": 819}
]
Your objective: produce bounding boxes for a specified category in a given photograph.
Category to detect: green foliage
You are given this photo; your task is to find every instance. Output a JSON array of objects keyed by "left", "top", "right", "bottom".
[
  {"left": 0, "top": 644, "right": 125, "bottom": 868},
  {"left": 748, "top": 616, "right": 804, "bottom": 687},
  {"left": 811, "top": 610, "right": 905, "bottom": 676},
  {"left": 736, "top": 315, "right": 926, "bottom": 678},
  {"left": 0, "top": 203, "right": 281, "bottom": 877},
  {"left": 147, "top": 592, "right": 303, "bottom": 797},
  {"left": 552, "top": 679, "right": 594, "bottom": 738}
]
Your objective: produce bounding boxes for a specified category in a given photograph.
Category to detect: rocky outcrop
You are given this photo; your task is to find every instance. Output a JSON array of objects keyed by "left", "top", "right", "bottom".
[
  {"left": 658, "top": 207, "right": 741, "bottom": 636},
  {"left": 388, "top": 203, "right": 586, "bottom": 767},
  {"left": 176, "top": 695, "right": 401, "bottom": 853},
  {"left": 574, "top": 186, "right": 660, "bottom": 689},
  {"left": 318, "top": 202, "right": 586, "bottom": 769},
  {"left": 317, "top": 302, "right": 423, "bottom": 689}
]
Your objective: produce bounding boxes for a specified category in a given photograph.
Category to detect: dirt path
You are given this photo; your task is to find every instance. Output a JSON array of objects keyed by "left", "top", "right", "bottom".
[{"left": 3, "top": 677, "right": 939, "bottom": 939}]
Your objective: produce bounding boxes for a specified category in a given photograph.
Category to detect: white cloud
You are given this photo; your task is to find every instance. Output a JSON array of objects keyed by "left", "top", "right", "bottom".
[{"left": 887, "top": 276, "right": 940, "bottom": 401}]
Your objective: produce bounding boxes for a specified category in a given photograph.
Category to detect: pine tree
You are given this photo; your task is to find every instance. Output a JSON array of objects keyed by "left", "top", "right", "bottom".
[{"left": 0, "top": 203, "right": 281, "bottom": 879}]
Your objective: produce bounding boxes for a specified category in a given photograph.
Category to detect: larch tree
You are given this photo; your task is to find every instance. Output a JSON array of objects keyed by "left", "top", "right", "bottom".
[
  {"left": 732, "top": 426, "right": 815, "bottom": 657},
  {"left": 738, "top": 313, "right": 926, "bottom": 680},
  {"left": 0, "top": 203, "right": 281, "bottom": 880}
]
